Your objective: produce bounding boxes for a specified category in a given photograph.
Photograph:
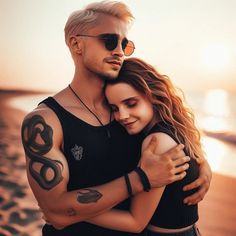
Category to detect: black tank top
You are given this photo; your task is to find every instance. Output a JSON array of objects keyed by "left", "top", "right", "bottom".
[
  {"left": 148, "top": 122, "right": 199, "bottom": 228},
  {"left": 41, "top": 97, "right": 144, "bottom": 236}
]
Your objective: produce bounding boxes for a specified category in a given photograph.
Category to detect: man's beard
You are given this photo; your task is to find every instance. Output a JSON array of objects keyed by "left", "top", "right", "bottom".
[
  {"left": 101, "top": 74, "right": 117, "bottom": 81},
  {"left": 97, "top": 70, "right": 119, "bottom": 81},
  {"left": 86, "top": 61, "right": 121, "bottom": 81}
]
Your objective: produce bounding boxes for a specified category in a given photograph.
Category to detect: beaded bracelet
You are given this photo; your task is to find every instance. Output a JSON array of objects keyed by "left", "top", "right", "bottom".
[{"left": 134, "top": 167, "right": 151, "bottom": 192}]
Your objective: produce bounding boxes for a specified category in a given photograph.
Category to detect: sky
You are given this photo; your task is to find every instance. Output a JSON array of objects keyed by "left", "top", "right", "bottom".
[{"left": 1, "top": 0, "right": 236, "bottom": 92}]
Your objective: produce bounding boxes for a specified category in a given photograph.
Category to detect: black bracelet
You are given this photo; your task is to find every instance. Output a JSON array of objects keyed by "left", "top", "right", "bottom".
[
  {"left": 124, "top": 174, "right": 133, "bottom": 197},
  {"left": 134, "top": 167, "right": 151, "bottom": 192}
]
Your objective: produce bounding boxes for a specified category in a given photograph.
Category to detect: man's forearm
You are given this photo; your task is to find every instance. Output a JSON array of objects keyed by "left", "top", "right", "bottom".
[{"left": 42, "top": 171, "right": 143, "bottom": 228}]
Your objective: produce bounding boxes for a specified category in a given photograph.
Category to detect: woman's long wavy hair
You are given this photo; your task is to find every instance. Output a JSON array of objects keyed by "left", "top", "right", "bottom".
[{"left": 107, "top": 57, "right": 204, "bottom": 162}]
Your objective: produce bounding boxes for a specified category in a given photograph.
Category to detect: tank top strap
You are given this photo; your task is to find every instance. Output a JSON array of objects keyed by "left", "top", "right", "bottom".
[
  {"left": 39, "top": 96, "right": 63, "bottom": 112},
  {"left": 148, "top": 122, "right": 180, "bottom": 144},
  {"left": 39, "top": 96, "right": 69, "bottom": 135}
]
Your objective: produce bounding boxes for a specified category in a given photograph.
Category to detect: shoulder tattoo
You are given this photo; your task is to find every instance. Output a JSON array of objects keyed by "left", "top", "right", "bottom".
[{"left": 21, "top": 114, "right": 63, "bottom": 190}]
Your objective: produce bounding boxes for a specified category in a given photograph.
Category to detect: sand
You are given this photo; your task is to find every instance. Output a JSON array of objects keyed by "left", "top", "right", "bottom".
[{"left": 0, "top": 91, "right": 235, "bottom": 236}]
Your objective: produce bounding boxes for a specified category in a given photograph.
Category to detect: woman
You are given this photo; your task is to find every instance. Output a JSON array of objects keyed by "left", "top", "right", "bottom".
[{"left": 87, "top": 57, "right": 203, "bottom": 236}]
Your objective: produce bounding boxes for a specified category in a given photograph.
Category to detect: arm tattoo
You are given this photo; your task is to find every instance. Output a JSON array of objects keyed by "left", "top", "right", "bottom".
[
  {"left": 21, "top": 115, "right": 63, "bottom": 190},
  {"left": 77, "top": 189, "right": 102, "bottom": 204},
  {"left": 67, "top": 208, "right": 77, "bottom": 216}
]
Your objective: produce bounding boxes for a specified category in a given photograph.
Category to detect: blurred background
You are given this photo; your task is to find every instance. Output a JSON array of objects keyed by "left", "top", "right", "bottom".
[
  {"left": 1, "top": 0, "right": 236, "bottom": 176},
  {"left": 1, "top": 0, "right": 236, "bottom": 92},
  {"left": 0, "top": 0, "right": 236, "bottom": 235}
]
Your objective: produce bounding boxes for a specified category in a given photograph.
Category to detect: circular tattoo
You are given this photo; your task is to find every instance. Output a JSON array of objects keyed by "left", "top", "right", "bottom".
[{"left": 22, "top": 115, "right": 63, "bottom": 190}]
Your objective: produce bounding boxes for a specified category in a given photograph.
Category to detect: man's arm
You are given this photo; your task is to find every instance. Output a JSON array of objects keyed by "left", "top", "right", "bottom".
[
  {"left": 21, "top": 109, "right": 188, "bottom": 229},
  {"left": 183, "top": 157, "right": 212, "bottom": 205},
  {"left": 141, "top": 133, "right": 212, "bottom": 205},
  {"left": 21, "top": 110, "right": 141, "bottom": 228}
]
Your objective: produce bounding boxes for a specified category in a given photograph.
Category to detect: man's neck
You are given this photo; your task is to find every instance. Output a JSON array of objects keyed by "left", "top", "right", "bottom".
[{"left": 70, "top": 74, "right": 106, "bottom": 109}]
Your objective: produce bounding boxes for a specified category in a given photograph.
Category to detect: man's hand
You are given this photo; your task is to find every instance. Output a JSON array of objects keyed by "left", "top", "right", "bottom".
[
  {"left": 183, "top": 158, "right": 212, "bottom": 205},
  {"left": 140, "top": 136, "right": 190, "bottom": 188}
]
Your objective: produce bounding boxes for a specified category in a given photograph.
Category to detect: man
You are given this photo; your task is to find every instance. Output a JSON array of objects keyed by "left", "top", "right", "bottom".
[{"left": 21, "top": 1, "right": 211, "bottom": 235}]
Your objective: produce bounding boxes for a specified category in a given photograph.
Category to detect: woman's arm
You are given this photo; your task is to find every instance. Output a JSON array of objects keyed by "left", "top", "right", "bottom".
[
  {"left": 87, "top": 133, "right": 189, "bottom": 233},
  {"left": 87, "top": 188, "right": 164, "bottom": 233}
]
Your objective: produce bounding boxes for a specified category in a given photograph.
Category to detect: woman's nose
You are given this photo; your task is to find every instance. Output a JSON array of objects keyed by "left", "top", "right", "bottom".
[{"left": 118, "top": 109, "right": 130, "bottom": 121}]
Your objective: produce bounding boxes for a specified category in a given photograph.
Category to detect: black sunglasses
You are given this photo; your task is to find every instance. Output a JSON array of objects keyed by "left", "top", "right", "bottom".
[{"left": 76, "top": 33, "right": 135, "bottom": 56}]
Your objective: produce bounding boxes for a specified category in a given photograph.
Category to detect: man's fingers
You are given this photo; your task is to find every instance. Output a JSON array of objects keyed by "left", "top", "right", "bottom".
[
  {"left": 182, "top": 159, "right": 212, "bottom": 205},
  {"left": 174, "top": 163, "right": 189, "bottom": 175},
  {"left": 183, "top": 175, "right": 210, "bottom": 204},
  {"left": 146, "top": 135, "right": 158, "bottom": 153},
  {"left": 183, "top": 178, "right": 202, "bottom": 191},
  {"left": 173, "top": 156, "right": 190, "bottom": 167},
  {"left": 183, "top": 189, "right": 205, "bottom": 205},
  {"left": 162, "top": 144, "right": 185, "bottom": 160},
  {"left": 171, "top": 171, "right": 187, "bottom": 182}
]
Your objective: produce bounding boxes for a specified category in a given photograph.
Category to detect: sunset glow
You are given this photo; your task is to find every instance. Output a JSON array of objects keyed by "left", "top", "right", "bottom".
[
  {"left": 1, "top": 1, "right": 236, "bottom": 92},
  {"left": 202, "top": 44, "right": 230, "bottom": 71},
  {"left": 201, "top": 89, "right": 230, "bottom": 132},
  {"left": 202, "top": 136, "right": 236, "bottom": 177}
]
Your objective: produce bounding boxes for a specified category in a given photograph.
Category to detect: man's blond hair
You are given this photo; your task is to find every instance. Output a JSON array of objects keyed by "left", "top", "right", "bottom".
[{"left": 64, "top": 0, "right": 134, "bottom": 46}]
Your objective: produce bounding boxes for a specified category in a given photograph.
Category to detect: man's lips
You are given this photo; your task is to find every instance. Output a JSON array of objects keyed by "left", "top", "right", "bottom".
[{"left": 107, "top": 60, "right": 122, "bottom": 66}]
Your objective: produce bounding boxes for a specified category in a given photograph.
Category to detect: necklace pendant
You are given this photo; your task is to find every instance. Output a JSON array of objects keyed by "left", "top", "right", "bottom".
[{"left": 107, "top": 129, "right": 111, "bottom": 138}]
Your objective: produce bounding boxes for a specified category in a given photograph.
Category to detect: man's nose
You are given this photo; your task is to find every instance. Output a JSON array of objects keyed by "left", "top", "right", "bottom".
[{"left": 111, "top": 41, "right": 124, "bottom": 57}]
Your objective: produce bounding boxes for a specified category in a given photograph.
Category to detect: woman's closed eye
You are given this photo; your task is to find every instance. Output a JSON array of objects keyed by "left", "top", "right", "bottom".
[
  {"left": 109, "top": 98, "right": 138, "bottom": 113},
  {"left": 125, "top": 99, "right": 138, "bottom": 108}
]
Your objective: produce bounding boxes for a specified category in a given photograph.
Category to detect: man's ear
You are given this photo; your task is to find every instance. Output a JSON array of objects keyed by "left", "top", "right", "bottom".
[{"left": 69, "top": 36, "right": 82, "bottom": 54}]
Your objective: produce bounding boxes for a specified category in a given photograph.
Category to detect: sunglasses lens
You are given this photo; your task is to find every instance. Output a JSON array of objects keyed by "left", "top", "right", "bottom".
[
  {"left": 123, "top": 40, "right": 135, "bottom": 56},
  {"left": 121, "top": 38, "right": 129, "bottom": 50},
  {"left": 100, "top": 34, "right": 135, "bottom": 56},
  {"left": 103, "top": 35, "right": 118, "bottom": 51}
]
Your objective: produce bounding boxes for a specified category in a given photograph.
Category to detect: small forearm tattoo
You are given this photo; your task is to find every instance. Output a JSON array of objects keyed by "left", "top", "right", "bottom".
[
  {"left": 67, "top": 208, "right": 77, "bottom": 216},
  {"left": 21, "top": 115, "right": 63, "bottom": 190},
  {"left": 77, "top": 189, "right": 102, "bottom": 204}
]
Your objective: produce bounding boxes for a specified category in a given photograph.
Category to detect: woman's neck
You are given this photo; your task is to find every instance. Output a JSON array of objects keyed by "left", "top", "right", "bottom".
[{"left": 143, "top": 114, "right": 160, "bottom": 136}]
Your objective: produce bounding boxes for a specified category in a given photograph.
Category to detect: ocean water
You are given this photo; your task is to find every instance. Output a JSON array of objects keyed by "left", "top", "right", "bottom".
[
  {"left": 7, "top": 93, "right": 53, "bottom": 113},
  {"left": 8, "top": 89, "right": 236, "bottom": 177},
  {"left": 185, "top": 89, "right": 236, "bottom": 178},
  {"left": 185, "top": 89, "right": 236, "bottom": 133}
]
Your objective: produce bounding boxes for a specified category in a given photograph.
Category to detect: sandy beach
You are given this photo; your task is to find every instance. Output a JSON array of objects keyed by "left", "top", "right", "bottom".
[
  {"left": 0, "top": 91, "right": 236, "bottom": 236},
  {"left": 0, "top": 91, "right": 44, "bottom": 236}
]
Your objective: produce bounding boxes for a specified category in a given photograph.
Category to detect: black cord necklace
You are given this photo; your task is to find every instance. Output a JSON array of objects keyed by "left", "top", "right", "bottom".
[{"left": 68, "top": 84, "right": 111, "bottom": 138}]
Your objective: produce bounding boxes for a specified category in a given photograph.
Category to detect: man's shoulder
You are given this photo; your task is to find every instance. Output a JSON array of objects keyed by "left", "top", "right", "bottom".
[
  {"left": 24, "top": 102, "right": 51, "bottom": 117},
  {"left": 22, "top": 102, "right": 60, "bottom": 129},
  {"left": 21, "top": 103, "right": 63, "bottom": 145}
]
